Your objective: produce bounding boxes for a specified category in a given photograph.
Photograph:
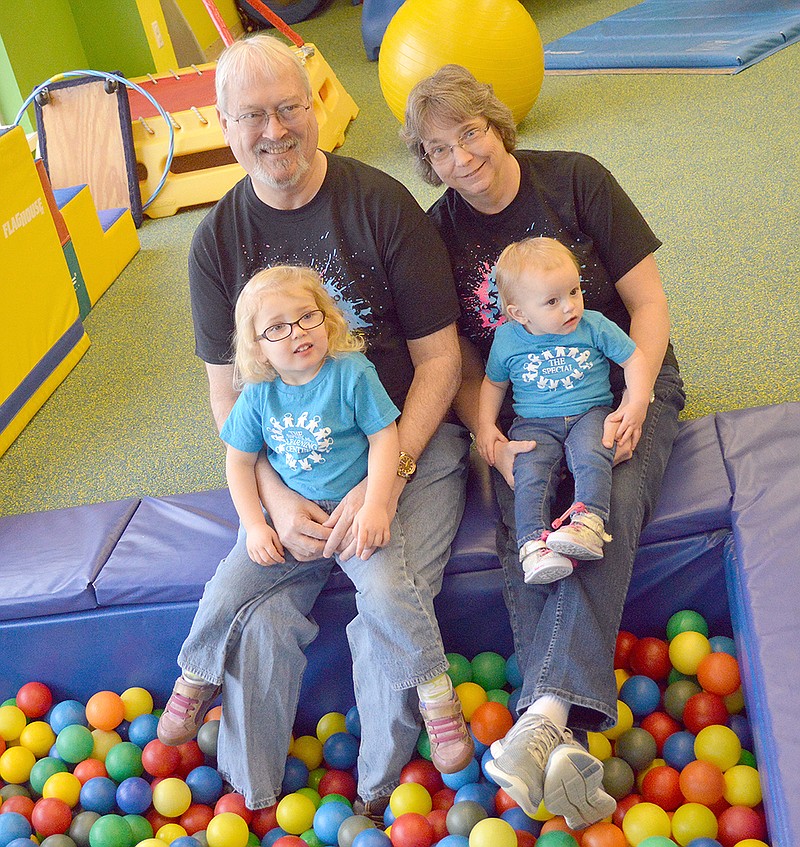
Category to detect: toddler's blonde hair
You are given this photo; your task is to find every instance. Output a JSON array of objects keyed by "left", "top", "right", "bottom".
[{"left": 233, "top": 265, "right": 364, "bottom": 385}]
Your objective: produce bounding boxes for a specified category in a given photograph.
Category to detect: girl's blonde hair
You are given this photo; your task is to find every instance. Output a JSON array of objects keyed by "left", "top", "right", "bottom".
[
  {"left": 233, "top": 265, "right": 364, "bottom": 385},
  {"left": 495, "top": 237, "right": 581, "bottom": 315}
]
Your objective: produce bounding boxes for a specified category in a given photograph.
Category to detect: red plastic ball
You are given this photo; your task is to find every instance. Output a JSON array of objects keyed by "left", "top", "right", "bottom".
[
  {"left": 145, "top": 809, "right": 175, "bottom": 833},
  {"left": 0, "top": 795, "right": 35, "bottom": 821},
  {"left": 176, "top": 741, "right": 206, "bottom": 778},
  {"left": 250, "top": 804, "right": 279, "bottom": 838},
  {"left": 431, "top": 787, "right": 456, "bottom": 811},
  {"left": 390, "top": 812, "right": 435, "bottom": 847},
  {"left": 493, "top": 788, "right": 518, "bottom": 815},
  {"left": 15, "top": 682, "right": 54, "bottom": 719},
  {"left": 469, "top": 701, "right": 514, "bottom": 745},
  {"left": 400, "top": 758, "right": 445, "bottom": 796},
  {"left": 615, "top": 631, "right": 638, "bottom": 670},
  {"left": 318, "top": 768, "right": 357, "bottom": 802},
  {"left": 272, "top": 838, "right": 306, "bottom": 847},
  {"left": 640, "top": 765, "right": 684, "bottom": 811},
  {"left": 679, "top": 759, "right": 726, "bottom": 806},
  {"left": 640, "top": 711, "right": 682, "bottom": 755},
  {"left": 426, "top": 808, "right": 448, "bottom": 842},
  {"left": 629, "top": 637, "right": 673, "bottom": 681},
  {"left": 180, "top": 803, "right": 215, "bottom": 834},
  {"left": 716, "top": 804, "right": 768, "bottom": 847},
  {"left": 612, "top": 792, "right": 642, "bottom": 829},
  {"left": 214, "top": 792, "right": 254, "bottom": 824},
  {"left": 142, "top": 738, "right": 181, "bottom": 778},
  {"left": 515, "top": 832, "right": 537, "bottom": 847},
  {"left": 697, "top": 652, "right": 741, "bottom": 697},
  {"left": 31, "top": 797, "right": 73, "bottom": 836},
  {"left": 682, "top": 691, "right": 730, "bottom": 734},
  {"left": 73, "top": 758, "right": 109, "bottom": 784}
]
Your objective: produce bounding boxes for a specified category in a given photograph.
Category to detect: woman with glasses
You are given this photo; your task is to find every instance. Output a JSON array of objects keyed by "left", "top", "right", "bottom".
[{"left": 402, "top": 65, "right": 685, "bottom": 829}]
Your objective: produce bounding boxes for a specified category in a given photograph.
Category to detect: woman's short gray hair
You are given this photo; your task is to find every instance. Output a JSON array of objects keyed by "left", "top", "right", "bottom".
[
  {"left": 215, "top": 34, "right": 312, "bottom": 114},
  {"left": 401, "top": 64, "right": 517, "bottom": 186}
]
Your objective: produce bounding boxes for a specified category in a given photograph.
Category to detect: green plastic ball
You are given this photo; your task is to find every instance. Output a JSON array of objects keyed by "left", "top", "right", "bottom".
[
  {"left": 445, "top": 653, "right": 473, "bottom": 686},
  {"left": 470, "top": 651, "right": 507, "bottom": 691}
]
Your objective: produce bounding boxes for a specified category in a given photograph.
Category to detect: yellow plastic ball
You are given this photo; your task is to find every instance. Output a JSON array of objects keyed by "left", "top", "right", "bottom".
[
  {"left": 291, "top": 735, "right": 324, "bottom": 770},
  {"left": 468, "top": 817, "right": 517, "bottom": 847},
  {"left": 156, "top": 823, "right": 188, "bottom": 844},
  {"left": 454, "top": 681, "right": 487, "bottom": 721},
  {"left": 43, "top": 770, "right": 82, "bottom": 806},
  {"left": 276, "top": 792, "right": 317, "bottom": 835},
  {"left": 152, "top": 777, "right": 193, "bottom": 817},
  {"left": 733, "top": 841, "right": 769, "bottom": 847},
  {"left": 723, "top": 764, "right": 763, "bottom": 807},
  {"left": 19, "top": 720, "right": 56, "bottom": 758},
  {"left": 671, "top": 802, "right": 719, "bottom": 844},
  {"left": 378, "top": 0, "right": 544, "bottom": 124},
  {"left": 603, "top": 700, "right": 634, "bottom": 741},
  {"left": 121, "top": 687, "right": 154, "bottom": 722},
  {"left": 621, "top": 801, "right": 671, "bottom": 845},
  {"left": 91, "top": 729, "right": 122, "bottom": 762},
  {"left": 0, "top": 745, "right": 36, "bottom": 783},
  {"left": 587, "top": 731, "right": 613, "bottom": 761},
  {"left": 531, "top": 798, "right": 554, "bottom": 821},
  {"left": 206, "top": 812, "right": 250, "bottom": 847},
  {"left": 0, "top": 705, "right": 27, "bottom": 741},
  {"left": 694, "top": 724, "right": 742, "bottom": 772},
  {"left": 636, "top": 758, "right": 666, "bottom": 793},
  {"left": 315, "top": 712, "right": 347, "bottom": 744},
  {"left": 615, "top": 668, "right": 631, "bottom": 691},
  {"left": 390, "top": 781, "right": 432, "bottom": 816},
  {"left": 669, "top": 631, "right": 711, "bottom": 676}
]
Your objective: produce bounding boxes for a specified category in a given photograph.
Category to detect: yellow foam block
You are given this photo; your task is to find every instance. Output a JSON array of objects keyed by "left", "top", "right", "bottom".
[{"left": 58, "top": 186, "right": 140, "bottom": 306}]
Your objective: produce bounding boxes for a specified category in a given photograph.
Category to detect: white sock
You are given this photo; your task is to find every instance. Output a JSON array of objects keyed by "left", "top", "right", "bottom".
[
  {"left": 183, "top": 670, "right": 206, "bottom": 683},
  {"left": 525, "top": 694, "right": 570, "bottom": 728},
  {"left": 417, "top": 673, "right": 454, "bottom": 702}
]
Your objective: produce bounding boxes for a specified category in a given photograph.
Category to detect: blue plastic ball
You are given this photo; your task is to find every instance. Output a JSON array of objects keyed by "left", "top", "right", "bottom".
[
  {"left": 170, "top": 838, "right": 201, "bottom": 847},
  {"left": 470, "top": 729, "right": 488, "bottom": 759},
  {"left": 115, "top": 778, "right": 153, "bottom": 816},
  {"left": 185, "top": 766, "right": 224, "bottom": 805},
  {"left": 709, "top": 636, "right": 736, "bottom": 657},
  {"left": 501, "top": 807, "right": 543, "bottom": 835},
  {"left": 454, "top": 781, "right": 496, "bottom": 815},
  {"left": 127, "top": 714, "right": 159, "bottom": 749},
  {"left": 441, "top": 757, "right": 480, "bottom": 790},
  {"left": 351, "top": 830, "right": 392, "bottom": 846},
  {"left": 312, "top": 800, "right": 352, "bottom": 845},
  {"left": 345, "top": 706, "right": 361, "bottom": 739},
  {"left": 620, "top": 674, "right": 662, "bottom": 718},
  {"left": 322, "top": 732, "right": 359, "bottom": 771},
  {"left": 48, "top": 700, "right": 88, "bottom": 735},
  {"left": 684, "top": 839, "right": 723, "bottom": 847},
  {"left": 79, "top": 778, "right": 119, "bottom": 815},
  {"left": 5, "top": 839, "right": 36, "bottom": 847},
  {"left": 662, "top": 730, "right": 697, "bottom": 771},
  {"left": 505, "top": 654, "right": 522, "bottom": 689},
  {"left": 382, "top": 803, "right": 395, "bottom": 828},
  {"left": 430, "top": 837, "right": 469, "bottom": 847},
  {"left": 0, "top": 814, "right": 33, "bottom": 847},
  {"left": 506, "top": 689, "right": 521, "bottom": 716},
  {"left": 280, "top": 756, "right": 309, "bottom": 795},
  {"left": 260, "top": 828, "right": 288, "bottom": 847},
  {"left": 480, "top": 747, "right": 496, "bottom": 784}
]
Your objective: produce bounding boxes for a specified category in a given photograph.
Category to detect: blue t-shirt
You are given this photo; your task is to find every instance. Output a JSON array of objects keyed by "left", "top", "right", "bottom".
[
  {"left": 485, "top": 310, "right": 636, "bottom": 418},
  {"left": 220, "top": 352, "right": 399, "bottom": 501}
]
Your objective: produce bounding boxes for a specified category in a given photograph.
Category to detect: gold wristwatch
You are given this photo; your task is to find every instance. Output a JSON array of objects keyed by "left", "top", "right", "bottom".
[{"left": 397, "top": 451, "right": 417, "bottom": 481}]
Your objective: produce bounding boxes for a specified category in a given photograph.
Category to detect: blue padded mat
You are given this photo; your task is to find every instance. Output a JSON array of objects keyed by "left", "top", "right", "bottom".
[{"left": 544, "top": 0, "right": 800, "bottom": 74}]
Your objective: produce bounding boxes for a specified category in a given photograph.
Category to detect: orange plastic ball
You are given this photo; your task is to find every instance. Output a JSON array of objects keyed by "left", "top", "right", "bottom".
[
  {"left": 85, "top": 690, "right": 126, "bottom": 731},
  {"left": 679, "top": 759, "right": 726, "bottom": 806},
  {"left": 697, "top": 652, "right": 741, "bottom": 697},
  {"left": 469, "top": 701, "right": 514, "bottom": 745},
  {"left": 581, "top": 820, "right": 628, "bottom": 847}
]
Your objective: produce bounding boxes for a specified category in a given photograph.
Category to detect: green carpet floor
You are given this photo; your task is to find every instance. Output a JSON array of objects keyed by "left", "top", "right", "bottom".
[{"left": 2, "top": 0, "right": 799, "bottom": 515}]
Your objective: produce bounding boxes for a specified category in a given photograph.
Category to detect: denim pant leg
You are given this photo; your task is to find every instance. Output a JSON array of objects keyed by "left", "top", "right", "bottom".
[
  {"left": 508, "top": 417, "right": 566, "bottom": 549},
  {"left": 563, "top": 406, "right": 615, "bottom": 522},
  {"left": 347, "top": 422, "right": 470, "bottom": 800},
  {"left": 497, "top": 365, "right": 685, "bottom": 731}
]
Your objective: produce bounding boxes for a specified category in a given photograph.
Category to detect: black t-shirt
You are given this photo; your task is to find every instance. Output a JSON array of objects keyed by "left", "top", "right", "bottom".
[
  {"left": 428, "top": 150, "right": 678, "bottom": 398},
  {"left": 189, "top": 153, "right": 460, "bottom": 409}
]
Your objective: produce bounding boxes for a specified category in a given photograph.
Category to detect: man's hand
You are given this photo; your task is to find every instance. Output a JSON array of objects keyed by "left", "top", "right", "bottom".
[
  {"left": 269, "top": 486, "right": 332, "bottom": 561},
  {"left": 493, "top": 438, "right": 537, "bottom": 489}
]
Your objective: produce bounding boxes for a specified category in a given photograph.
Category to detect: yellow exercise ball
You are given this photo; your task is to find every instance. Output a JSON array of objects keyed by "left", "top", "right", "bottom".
[{"left": 378, "top": 0, "right": 544, "bottom": 124}]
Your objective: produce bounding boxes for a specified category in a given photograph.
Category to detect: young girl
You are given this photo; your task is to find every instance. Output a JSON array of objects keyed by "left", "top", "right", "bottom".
[
  {"left": 158, "top": 266, "right": 472, "bottom": 780},
  {"left": 477, "top": 239, "right": 651, "bottom": 584}
]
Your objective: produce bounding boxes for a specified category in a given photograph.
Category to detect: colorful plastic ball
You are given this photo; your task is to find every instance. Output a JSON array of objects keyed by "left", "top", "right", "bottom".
[
  {"left": 127, "top": 714, "right": 158, "bottom": 749},
  {"left": 55, "top": 725, "right": 94, "bottom": 764},
  {"left": 289, "top": 736, "right": 322, "bottom": 771},
  {"left": 43, "top": 773, "right": 82, "bottom": 808},
  {"left": 683, "top": 694, "right": 727, "bottom": 737},
  {"left": 441, "top": 758, "right": 480, "bottom": 791},
  {"left": 0, "top": 748, "right": 36, "bottom": 785},
  {"left": 170, "top": 837, "right": 200, "bottom": 847},
  {"left": 619, "top": 676, "right": 661, "bottom": 719},
  {"left": 153, "top": 778, "right": 192, "bottom": 818},
  {"left": 335, "top": 814, "right": 375, "bottom": 847},
  {"left": 113, "top": 778, "right": 152, "bottom": 816},
  {"left": 432, "top": 787, "right": 457, "bottom": 811},
  {"left": 315, "top": 713, "right": 346, "bottom": 744},
  {"left": 31, "top": 798, "right": 73, "bottom": 837},
  {"left": 322, "top": 732, "right": 359, "bottom": 771},
  {"left": 722, "top": 764, "right": 762, "bottom": 807},
  {"left": 678, "top": 759, "right": 725, "bottom": 806},
  {"left": 723, "top": 687, "right": 745, "bottom": 715},
  {"left": 666, "top": 610, "right": 709, "bottom": 641},
  {"left": 468, "top": 702, "right": 514, "bottom": 746},
  {"left": 80, "top": 779, "right": 119, "bottom": 816},
  {"left": 499, "top": 807, "right": 541, "bottom": 836},
  {"left": 311, "top": 801, "right": 351, "bottom": 846},
  {"left": 48, "top": 701, "right": 88, "bottom": 735},
  {"left": 694, "top": 725, "right": 741, "bottom": 772},
  {"left": 73, "top": 759, "right": 109, "bottom": 785},
  {"left": 90, "top": 730, "right": 122, "bottom": 763},
  {"left": 696, "top": 653, "right": 741, "bottom": 698},
  {"left": 178, "top": 804, "right": 213, "bottom": 836},
  {"left": 662, "top": 731, "right": 696, "bottom": 771},
  {"left": 15, "top": 683, "right": 53, "bottom": 720},
  {"left": 184, "top": 766, "right": 223, "bottom": 806},
  {"left": 615, "top": 631, "right": 638, "bottom": 670},
  {"left": 709, "top": 635, "right": 736, "bottom": 657},
  {"left": 469, "top": 652, "right": 506, "bottom": 691},
  {"left": 213, "top": 793, "right": 252, "bottom": 825},
  {"left": 445, "top": 800, "right": 487, "bottom": 837},
  {"left": 142, "top": 740, "right": 180, "bottom": 779},
  {"left": 155, "top": 822, "right": 187, "bottom": 843},
  {"left": 29, "top": 757, "right": 68, "bottom": 795},
  {"left": 40, "top": 835, "right": 79, "bottom": 847},
  {"left": 445, "top": 654, "right": 473, "bottom": 687},
  {"left": 454, "top": 683, "right": 487, "bottom": 721},
  {"left": 88, "top": 815, "right": 134, "bottom": 847},
  {"left": 466, "top": 816, "right": 515, "bottom": 847},
  {"left": 663, "top": 680, "right": 702, "bottom": 723},
  {"left": 0, "top": 796, "right": 35, "bottom": 821},
  {"left": 18, "top": 721, "right": 56, "bottom": 758},
  {"left": 399, "top": 758, "right": 444, "bottom": 797},
  {"left": 531, "top": 833, "right": 579, "bottom": 846},
  {"left": 716, "top": 805, "right": 767, "bottom": 847},
  {"left": 629, "top": 638, "right": 672, "bottom": 682},
  {"left": 389, "top": 812, "right": 435, "bottom": 847},
  {"left": 390, "top": 782, "right": 432, "bottom": 817},
  {"left": 206, "top": 813, "right": 249, "bottom": 847},
  {"left": 726, "top": 714, "right": 753, "bottom": 751},
  {"left": 105, "top": 742, "right": 144, "bottom": 782},
  {"left": 603, "top": 701, "right": 634, "bottom": 741},
  {"left": 601, "top": 757, "right": 635, "bottom": 801},
  {"left": 85, "top": 694, "right": 125, "bottom": 733},
  {"left": 117, "top": 689, "right": 153, "bottom": 723},
  {"left": 196, "top": 721, "right": 219, "bottom": 759},
  {"left": 0, "top": 813, "right": 33, "bottom": 847},
  {"left": 669, "top": 632, "right": 711, "bottom": 676},
  {"left": 621, "top": 801, "right": 671, "bottom": 846},
  {"left": 428, "top": 837, "right": 467, "bottom": 847},
  {"left": 671, "top": 802, "right": 719, "bottom": 845},
  {"left": 580, "top": 821, "right": 627, "bottom": 847},
  {"left": 587, "top": 731, "right": 613, "bottom": 761},
  {"left": 636, "top": 838, "right": 676, "bottom": 847},
  {"left": 274, "top": 793, "right": 316, "bottom": 836},
  {"left": 264, "top": 836, "right": 299, "bottom": 847},
  {"left": 640, "top": 765, "right": 683, "bottom": 812},
  {"left": 0, "top": 709, "right": 25, "bottom": 747},
  {"left": 317, "top": 768, "right": 356, "bottom": 803}
]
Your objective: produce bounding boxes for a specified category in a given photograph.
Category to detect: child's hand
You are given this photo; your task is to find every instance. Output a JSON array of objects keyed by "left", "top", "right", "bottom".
[
  {"left": 351, "top": 501, "right": 391, "bottom": 561},
  {"left": 246, "top": 523, "right": 285, "bottom": 566},
  {"left": 476, "top": 425, "right": 506, "bottom": 466},
  {"left": 603, "top": 398, "right": 650, "bottom": 457}
]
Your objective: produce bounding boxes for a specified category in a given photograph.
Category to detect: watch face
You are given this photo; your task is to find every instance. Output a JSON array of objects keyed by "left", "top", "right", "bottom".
[{"left": 398, "top": 452, "right": 416, "bottom": 478}]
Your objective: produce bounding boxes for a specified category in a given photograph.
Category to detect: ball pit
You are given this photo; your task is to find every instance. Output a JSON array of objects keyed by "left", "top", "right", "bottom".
[{"left": 0, "top": 611, "right": 771, "bottom": 847}]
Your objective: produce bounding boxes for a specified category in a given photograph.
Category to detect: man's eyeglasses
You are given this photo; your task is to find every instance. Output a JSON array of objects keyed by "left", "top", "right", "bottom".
[
  {"left": 226, "top": 103, "right": 311, "bottom": 132},
  {"left": 256, "top": 309, "right": 325, "bottom": 342},
  {"left": 423, "top": 123, "right": 492, "bottom": 165}
]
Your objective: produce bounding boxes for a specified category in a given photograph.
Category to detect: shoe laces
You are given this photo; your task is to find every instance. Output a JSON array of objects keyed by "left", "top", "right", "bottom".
[
  {"left": 551, "top": 502, "right": 589, "bottom": 530},
  {"left": 423, "top": 697, "right": 468, "bottom": 746},
  {"left": 163, "top": 691, "right": 199, "bottom": 721},
  {"left": 511, "top": 715, "right": 572, "bottom": 769}
]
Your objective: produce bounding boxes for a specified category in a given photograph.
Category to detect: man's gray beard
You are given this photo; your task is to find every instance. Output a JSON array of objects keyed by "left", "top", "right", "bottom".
[{"left": 251, "top": 143, "right": 311, "bottom": 190}]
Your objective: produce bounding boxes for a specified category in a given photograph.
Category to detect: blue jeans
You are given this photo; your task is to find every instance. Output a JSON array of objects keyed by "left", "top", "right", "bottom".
[
  {"left": 181, "top": 423, "right": 470, "bottom": 808},
  {"left": 495, "top": 365, "right": 685, "bottom": 731},
  {"left": 509, "top": 406, "right": 614, "bottom": 549}
]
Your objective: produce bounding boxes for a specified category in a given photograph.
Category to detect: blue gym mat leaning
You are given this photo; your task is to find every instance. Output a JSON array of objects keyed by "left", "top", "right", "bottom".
[{"left": 544, "top": 0, "right": 800, "bottom": 74}]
